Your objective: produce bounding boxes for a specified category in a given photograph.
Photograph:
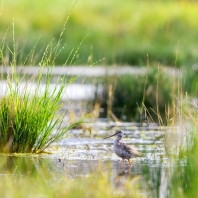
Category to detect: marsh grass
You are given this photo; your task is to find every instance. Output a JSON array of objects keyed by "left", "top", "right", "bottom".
[
  {"left": 97, "top": 66, "right": 176, "bottom": 123},
  {"left": 4, "top": 68, "right": 82, "bottom": 154},
  {"left": 168, "top": 130, "right": 198, "bottom": 198},
  {"left": 166, "top": 98, "right": 198, "bottom": 197},
  {"left": 138, "top": 70, "right": 198, "bottom": 197},
  {"left": 0, "top": 63, "right": 84, "bottom": 153},
  {"left": 0, "top": 8, "right": 85, "bottom": 153}
]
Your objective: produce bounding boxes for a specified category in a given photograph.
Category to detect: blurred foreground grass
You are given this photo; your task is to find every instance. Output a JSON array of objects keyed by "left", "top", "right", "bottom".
[
  {"left": 1, "top": 0, "right": 198, "bottom": 66},
  {"left": 1, "top": 171, "right": 125, "bottom": 198},
  {"left": 167, "top": 100, "right": 198, "bottom": 198},
  {"left": 0, "top": 155, "right": 142, "bottom": 198}
]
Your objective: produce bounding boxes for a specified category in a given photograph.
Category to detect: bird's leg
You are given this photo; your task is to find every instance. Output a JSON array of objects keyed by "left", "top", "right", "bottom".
[{"left": 128, "top": 159, "right": 132, "bottom": 167}]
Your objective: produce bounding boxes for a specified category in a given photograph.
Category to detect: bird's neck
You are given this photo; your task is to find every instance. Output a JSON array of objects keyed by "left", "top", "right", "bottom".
[{"left": 115, "top": 138, "right": 122, "bottom": 144}]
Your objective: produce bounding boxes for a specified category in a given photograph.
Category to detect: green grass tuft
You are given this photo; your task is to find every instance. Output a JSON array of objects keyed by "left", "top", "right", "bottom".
[
  {"left": 0, "top": 65, "right": 82, "bottom": 153},
  {"left": 0, "top": 7, "right": 85, "bottom": 153}
]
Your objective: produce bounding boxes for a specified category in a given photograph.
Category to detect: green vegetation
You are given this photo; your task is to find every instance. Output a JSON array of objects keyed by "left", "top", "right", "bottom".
[
  {"left": 0, "top": 64, "right": 82, "bottom": 153},
  {"left": 183, "top": 67, "right": 198, "bottom": 98},
  {"left": 0, "top": 155, "right": 142, "bottom": 198},
  {"left": 1, "top": 1, "right": 198, "bottom": 197},
  {"left": 169, "top": 131, "right": 198, "bottom": 197},
  {"left": 1, "top": 0, "right": 198, "bottom": 66},
  {"left": 92, "top": 63, "right": 198, "bottom": 123},
  {"left": 0, "top": 68, "right": 80, "bottom": 153},
  {"left": 94, "top": 66, "right": 178, "bottom": 122},
  {"left": 0, "top": 9, "right": 83, "bottom": 153},
  {"left": 164, "top": 100, "right": 198, "bottom": 197}
]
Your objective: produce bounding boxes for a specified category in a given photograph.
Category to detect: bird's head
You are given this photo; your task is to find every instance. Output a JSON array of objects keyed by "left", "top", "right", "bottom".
[{"left": 103, "top": 130, "right": 123, "bottom": 140}]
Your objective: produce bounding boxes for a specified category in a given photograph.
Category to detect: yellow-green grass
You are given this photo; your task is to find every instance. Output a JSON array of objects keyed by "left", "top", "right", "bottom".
[
  {"left": 1, "top": 0, "right": 198, "bottom": 66},
  {"left": 0, "top": 156, "right": 142, "bottom": 198},
  {"left": 0, "top": 173, "right": 142, "bottom": 198},
  {"left": 166, "top": 99, "right": 198, "bottom": 197}
]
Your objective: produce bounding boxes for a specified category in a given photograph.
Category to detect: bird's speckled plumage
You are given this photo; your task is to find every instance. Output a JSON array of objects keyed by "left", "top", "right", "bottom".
[{"left": 104, "top": 130, "right": 142, "bottom": 167}]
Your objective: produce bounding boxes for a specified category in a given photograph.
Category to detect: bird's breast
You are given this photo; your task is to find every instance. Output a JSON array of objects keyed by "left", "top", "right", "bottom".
[{"left": 113, "top": 142, "right": 131, "bottom": 159}]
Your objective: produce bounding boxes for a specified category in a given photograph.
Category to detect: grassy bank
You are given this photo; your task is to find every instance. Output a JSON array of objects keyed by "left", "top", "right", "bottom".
[{"left": 1, "top": 0, "right": 198, "bottom": 66}]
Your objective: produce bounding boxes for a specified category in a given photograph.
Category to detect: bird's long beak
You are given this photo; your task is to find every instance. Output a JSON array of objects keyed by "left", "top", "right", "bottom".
[{"left": 103, "top": 133, "right": 117, "bottom": 139}]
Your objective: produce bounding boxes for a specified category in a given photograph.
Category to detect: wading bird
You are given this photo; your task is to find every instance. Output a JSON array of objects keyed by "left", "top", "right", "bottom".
[{"left": 104, "top": 130, "right": 143, "bottom": 168}]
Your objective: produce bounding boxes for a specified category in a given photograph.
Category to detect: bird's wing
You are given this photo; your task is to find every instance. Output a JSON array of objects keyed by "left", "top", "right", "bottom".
[{"left": 123, "top": 143, "right": 143, "bottom": 157}]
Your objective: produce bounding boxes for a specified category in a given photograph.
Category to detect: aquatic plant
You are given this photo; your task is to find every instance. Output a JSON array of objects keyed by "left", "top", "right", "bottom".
[
  {"left": 97, "top": 66, "right": 175, "bottom": 123},
  {"left": 0, "top": 8, "right": 84, "bottom": 153},
  {"left": 167, "top": 99, "right": 198, "bottom": 197},
  {"left": 0, "top": 66, "right": 81, "bottom": 153}
]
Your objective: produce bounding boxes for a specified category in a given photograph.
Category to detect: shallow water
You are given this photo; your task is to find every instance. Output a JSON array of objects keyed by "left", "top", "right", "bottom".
[
  {"left": 0, "top": 121, "right": 169, "bottom": 197},
  {"left": 0, "top": 72, "right": 180, "bottom": 197}
]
